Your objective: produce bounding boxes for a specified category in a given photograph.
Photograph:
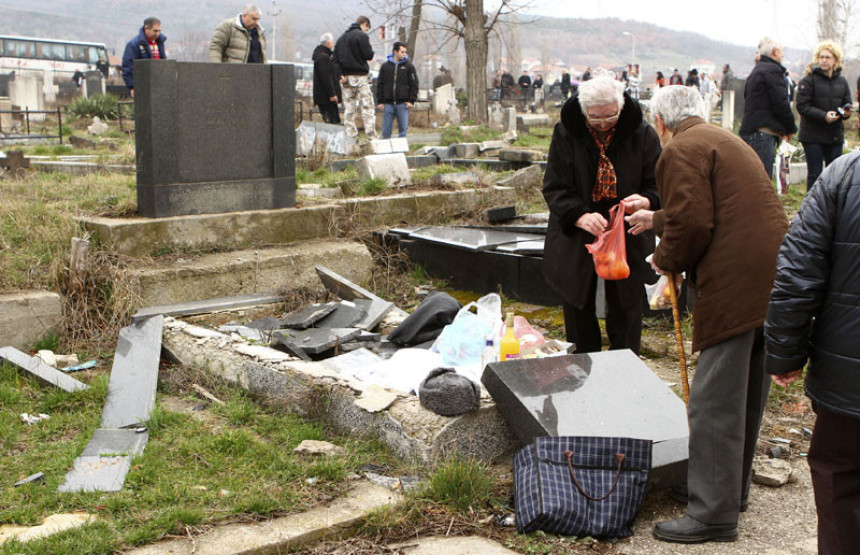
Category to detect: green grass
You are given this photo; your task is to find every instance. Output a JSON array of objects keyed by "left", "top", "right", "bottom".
[
  {"left": 417, "top": 457, "right": 496, "bottom": 512},
  {"left": 440, "top": 125, "right": 501, "bottom": 146},
  {"left": 512, "top": 126, "right": 553, "bottom": 149},
  {"left": 0, "top": 362, "right": 401, "bottom": 554}
]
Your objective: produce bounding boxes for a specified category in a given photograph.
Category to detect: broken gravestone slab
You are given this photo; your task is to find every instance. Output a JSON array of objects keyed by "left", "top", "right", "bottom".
[
  {"left": 356, "top": 153, "right": 411, "bottom": 187},
  {"left": 453, "top": 143, "right": 480, "bottom": 158},
  {"left": 293, "top": 440, "right": 347, "bottom": 457},
  {"left": 313, "top": 300, "right": 367, "bottom": 329},
  {"left": 355, "top": 383, "right": 399, "bottom": 413},
  {"left": 280, "top": 303, "right": 338, "bottom": 330},
  {"left": 0, "top": 347, "right": 88, "bottom": 393},
  {"left": 272, "top": 328, "right": 361, "bottom": 355}
]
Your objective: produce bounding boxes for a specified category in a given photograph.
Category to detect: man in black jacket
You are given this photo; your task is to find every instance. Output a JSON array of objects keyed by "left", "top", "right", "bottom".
[
  {"left": 313, "top": 33, "right": 341, "bottom": 124},
  {"left": 376, "top": 42, "right": 419, "bottom": 139},
  {"left": 332, "top": 16, "right": 378, "bottom": 140},
  {"left": 765, "top": 151, "right": 860, "bottom": 555},
  {"left": 739, "top": 37, "right": 797, "bottom": 178}
]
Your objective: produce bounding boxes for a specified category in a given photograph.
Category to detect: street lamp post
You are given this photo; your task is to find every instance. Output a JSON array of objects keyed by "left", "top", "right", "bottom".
[{"left": 622, "top": 31, "right": 635, "bottom": 68}]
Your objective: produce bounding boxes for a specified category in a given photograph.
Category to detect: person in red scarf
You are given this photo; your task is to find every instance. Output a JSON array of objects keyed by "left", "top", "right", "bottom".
[
  {"left": 542, "top": 72, "right": 661, "bottom": 354},
  {"left": 121, "top": 17, "right": 166, "bottom": 98}
]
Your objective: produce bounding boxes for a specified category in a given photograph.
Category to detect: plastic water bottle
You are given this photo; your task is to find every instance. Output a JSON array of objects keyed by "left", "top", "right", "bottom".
[{"left": 481, "top": 337, "right": 497, "bottom": 369}]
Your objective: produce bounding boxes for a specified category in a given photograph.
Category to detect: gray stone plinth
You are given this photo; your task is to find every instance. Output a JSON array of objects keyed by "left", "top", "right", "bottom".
[{"left": 0, "top": 291, "right": 63, "bottom": 350}]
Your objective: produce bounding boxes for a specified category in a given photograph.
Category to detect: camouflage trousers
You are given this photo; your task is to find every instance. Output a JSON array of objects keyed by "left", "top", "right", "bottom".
[{"left": 341, "top": 75, "right": 378, "bottom": 140}]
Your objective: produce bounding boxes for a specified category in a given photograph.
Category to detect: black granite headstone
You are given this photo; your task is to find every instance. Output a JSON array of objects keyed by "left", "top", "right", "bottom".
[
  {"left": 482, "top": 350, "right": 689, "bottom": 488},
  {"left": 134, "top": 60, "right": 296, "bottom": 217}
]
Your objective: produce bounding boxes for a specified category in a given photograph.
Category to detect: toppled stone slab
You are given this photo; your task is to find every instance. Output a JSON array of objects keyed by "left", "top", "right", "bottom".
[
  {"left": 356, "top": 153, "right": 411, "bottom": 187},
  {"left": 58, "top": 455, "right": 131, "bottom": 493},
  {"left": 69, "top": 135, "right": 97, "bottom": 150},
  {"left": 415, "top": 145, "right": 454, "bottom": 161},
  {"left": 313, "top": 301, "right": 366, "bottom": 329},
  {"left": 0, "top": 291, "right": 63, "bottom": 350},
  {"left": 297, "top": 183, "right": 342, "bottom": 198},
  {"left": 316, "top": 265, "right": 401, "bottom": 322},
  {"left": 296, "top": 120, "right": 353, "bottom": 156},
  {"left": 293, "top": 439, "right": 347, "bottom": 457},
  {"left": 495, "top": 164, "right": 543, "bottom": 190},
  {"left": 124, "top": 482, "right": 399, "bottom": 555},
  {"left": 0, "top": 347, "right": 89, "bottom": 393},
  {"left": 753, "top": 456, "right": 793, "bottom": 487},
  {"left": 498, "top": 149, "right": 542, "bottom": 163},
  {"left": 453, "top": 143, "right": 480, "bottom": 158},
  {"left": 370, "top": 138, "right": 409, "bottom": 154},
  {"left": 479, "top": 140, "right": 507, "bottom": 152},
  {"left": 517, "top": 113, "right": 552, "bottom": 127},
  {"left": 133, "top": 292, "right": 286, "bottom": 322},
  {"left": 100, "top": 315, "right": 163, "bottom": 429}
]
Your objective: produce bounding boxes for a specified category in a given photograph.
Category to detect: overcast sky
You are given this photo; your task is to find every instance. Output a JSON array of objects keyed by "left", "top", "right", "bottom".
[{"left": 525, "top": 0, "right": 820, "bottom": 50}]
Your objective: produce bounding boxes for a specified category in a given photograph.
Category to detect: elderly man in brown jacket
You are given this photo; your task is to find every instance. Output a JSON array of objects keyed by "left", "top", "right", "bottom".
[{"left": 626, "top": 85, "right": 788, "bottom": 544}]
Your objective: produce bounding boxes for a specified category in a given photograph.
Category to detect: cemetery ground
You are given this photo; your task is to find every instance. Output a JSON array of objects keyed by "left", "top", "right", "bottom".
[{"left": 0, "top": 113, "right": 822, "bottom": 554}]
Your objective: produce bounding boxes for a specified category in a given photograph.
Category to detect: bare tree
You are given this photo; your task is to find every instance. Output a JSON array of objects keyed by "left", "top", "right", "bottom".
[
  {"left": 367, "top": 0, "right": 534, "bottom": 123},
  {"left": 817, "top": 0, "right": 855, "bottom": 46}
]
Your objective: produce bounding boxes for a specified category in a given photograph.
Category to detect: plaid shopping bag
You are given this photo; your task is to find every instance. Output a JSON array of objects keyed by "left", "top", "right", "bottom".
[{"left": 514, "top": 436, "right": 652, "bottom": 538}]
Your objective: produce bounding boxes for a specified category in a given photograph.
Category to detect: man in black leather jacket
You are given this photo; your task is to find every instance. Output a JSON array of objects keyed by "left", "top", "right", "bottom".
[
  {"left": 739, "top": 37, "right": 797, "bottom": 178},
  {"left": 765, "top": 151, "right": 860, "bottom": 555}
]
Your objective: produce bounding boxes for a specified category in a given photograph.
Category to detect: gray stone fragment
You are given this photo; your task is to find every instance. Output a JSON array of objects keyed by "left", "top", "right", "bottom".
[
  {"left": 352, "top": 298, "right": 395, "bottom": 332},
  {"left": 271, "top": 328, "right": 361, "bottom": 355},
  {"left": 479, "top": 140, "right": 506, "bottom": 152},
  {"left": 100, "top": 315, "right": 163, "bottom": 429},
  {"left": 296, "top": 120, "right": 353, "bottom": 156},
  {"left": 321, "top": 347, "right": 384, "bottom": 374},
  {"left": 270, "top": 334, "right": 313, "bottom": 361},
  {"left": 433, "top": 171, "right": 481, "bottom": 187},
  {"left": 356, "top": 153, "right": 411, "bottom": 187},
  {"left": 752, "top": 456, "right": 793, "bottom": 487},
  {"left": 246, "top": 316, "right": 286, "bottom": 331},
  {"left": 280, "top": 303, "right": 337, "bottom": 329},
  {"left": 495, "top": 164, "right": 543, "bottom": 190},
  {"left": 453, "top": 143, "right": 480, "bottom": 158},
  {"left": 498, "top": 149, "right": 541, "bottom": 162},
  {"left": 133, "top": 292, "right": 286, "bottom": 322},
  {"left": 0, "top": 346, "right": 89, "bottom": 393}
]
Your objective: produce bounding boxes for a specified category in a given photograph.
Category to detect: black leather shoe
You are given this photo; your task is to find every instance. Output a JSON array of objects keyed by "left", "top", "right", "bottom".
[
  {"left": 668, "top": 484, "right": 749, "bottom": 512},
  {"left": 653, "top": 515, "right": 739, "bottom": 544}
]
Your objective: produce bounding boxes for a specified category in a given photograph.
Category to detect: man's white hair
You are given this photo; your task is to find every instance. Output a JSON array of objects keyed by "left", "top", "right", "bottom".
[
  {"left": 648, "top": 85, "right": 706, "bottom": 133},
  {"left": 243, "top": 4, "right": 261, "bottom": 15},
  {"left": 320, "top": 32, "right": 333, "bottom": 44},
  {"left": 578, "top": 74, "right": 624, "bottom": 113},
  {"left": 758, "top": 36, "right": 782, "bottom": 57}
]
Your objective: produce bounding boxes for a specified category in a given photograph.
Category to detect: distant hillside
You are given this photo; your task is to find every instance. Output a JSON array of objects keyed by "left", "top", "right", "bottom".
[{"left": 0, "top": 1, "right": 812, "bottom": 79}]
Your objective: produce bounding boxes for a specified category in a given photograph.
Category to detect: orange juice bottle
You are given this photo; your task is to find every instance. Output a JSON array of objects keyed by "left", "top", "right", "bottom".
[{"left": 499, "top": 312, "right": 520, "bottom": 361}]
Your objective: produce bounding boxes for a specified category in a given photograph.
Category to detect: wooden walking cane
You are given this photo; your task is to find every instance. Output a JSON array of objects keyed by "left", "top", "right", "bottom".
[{"left": 666, "top": 272, "right": 690, "bottom": 407}]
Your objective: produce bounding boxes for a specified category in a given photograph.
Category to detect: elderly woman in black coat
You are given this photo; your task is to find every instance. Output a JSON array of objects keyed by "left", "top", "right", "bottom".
[
  {"left": 542, "top": 74, "right": 661, "bottom": 354},
  {"left": 796, "top": 40, "right": 851, "bottom": 191}
]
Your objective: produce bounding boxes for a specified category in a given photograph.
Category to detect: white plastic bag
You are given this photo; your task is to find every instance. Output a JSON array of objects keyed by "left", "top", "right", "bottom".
[{"left": 431, "top": 293, "right": 503, "bottom": 367}]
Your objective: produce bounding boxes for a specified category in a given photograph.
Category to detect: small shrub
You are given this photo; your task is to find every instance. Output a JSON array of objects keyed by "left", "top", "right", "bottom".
[{"left": 68, "top": 94, "right": 120, "bottom": 120}]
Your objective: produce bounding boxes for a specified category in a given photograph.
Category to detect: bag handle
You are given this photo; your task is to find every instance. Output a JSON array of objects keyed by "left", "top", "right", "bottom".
[
  {"left": 608, "top": 200, "right": 627, "bottom": 229},
  {"left": 564, "top": 450, "right": 626, "bottom": 501}
]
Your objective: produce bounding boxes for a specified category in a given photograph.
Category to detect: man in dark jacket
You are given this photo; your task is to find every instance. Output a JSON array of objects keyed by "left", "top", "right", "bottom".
[
  {"left": 121, "top": 17, "right": 166, "bottom": 98},
  {"left": 375, "top": 42, "right": 418, "bottom": 139},
  {"left": 628, "top": 85, "right": 789, "bottom": 544},
  {"left": 542, "top": 74, "right": 661, "bottom": 355},
  {"left": 500, "top": 69, "right": 515, "bottom": 100},
  {"left": 740, "top": 37, "right": 797, "bottom": 178},
  {"left": 765, "top": 152, "right": 860, "bottom": 555},
  {"left": 560, "top": 69, "right": 572, "bottom": 98},
  {"left": 332, "top": 16, "right": 378, "bottom": 141},
  {"left": 312, "top": 33, "right": 341, "bottom": 124},
  {"left": 518, "top": 70, "right": 532, "bottom": 106}
]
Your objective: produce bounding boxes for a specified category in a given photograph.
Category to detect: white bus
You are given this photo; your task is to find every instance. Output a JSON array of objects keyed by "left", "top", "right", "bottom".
[{"left": 0, "top": 35, "right": 109, "bottom": 81}]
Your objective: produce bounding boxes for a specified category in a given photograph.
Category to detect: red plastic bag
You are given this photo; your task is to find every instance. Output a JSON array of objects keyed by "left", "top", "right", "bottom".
[{"left": 585, "top": 202, "right": 630, "bottom": 280}]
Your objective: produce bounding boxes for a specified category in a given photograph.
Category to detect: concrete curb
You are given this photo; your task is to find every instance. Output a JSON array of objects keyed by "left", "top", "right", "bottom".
[{"left": 123, "top": 482, "right": 400, "bottom": 555}]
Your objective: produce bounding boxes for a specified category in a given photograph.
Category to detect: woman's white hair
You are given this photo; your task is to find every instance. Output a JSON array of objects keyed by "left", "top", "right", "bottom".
[
  {"left": 320, "top": 32, "right": 334, "bottom": 44},
  {"left": 578, "top": 72, "right": 625, "bottom": 113},
  {"left": 758, "top": 36, "right": 782, "bottom": 57},
  {"left": 648, "top": 85, "right": 706, "bottom": 133}
]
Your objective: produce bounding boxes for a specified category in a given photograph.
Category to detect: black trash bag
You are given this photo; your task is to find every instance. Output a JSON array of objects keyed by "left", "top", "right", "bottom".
[
  {"left": 387, "top": 291, "right": 461, "bottom": 346},
  {"left": 419, "top": 367, "right": 480, "bottom": 416}
]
